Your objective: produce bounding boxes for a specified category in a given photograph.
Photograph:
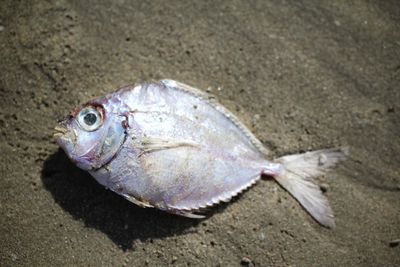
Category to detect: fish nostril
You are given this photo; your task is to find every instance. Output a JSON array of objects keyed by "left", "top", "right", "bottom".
[{"left": 57, "top": 115, "right": 73, "bottom": 124}]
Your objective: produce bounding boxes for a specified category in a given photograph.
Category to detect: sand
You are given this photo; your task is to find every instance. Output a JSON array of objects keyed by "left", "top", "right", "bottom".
[{"left": 1, "top": 0, "right": 399, "bottom": 266}]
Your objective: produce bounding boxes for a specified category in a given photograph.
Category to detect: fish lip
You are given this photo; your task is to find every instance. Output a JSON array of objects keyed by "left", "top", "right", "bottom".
[
  {"left": 53, "top": 125, "right": 78, "bottom": 147},
  {"left": 53, "top": 126, "right": 68, "bottom": 139}
]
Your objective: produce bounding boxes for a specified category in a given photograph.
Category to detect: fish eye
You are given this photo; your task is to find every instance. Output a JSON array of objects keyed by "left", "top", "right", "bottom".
[{"left": 77, "top": 106, "right": 103, "bottom": 131}]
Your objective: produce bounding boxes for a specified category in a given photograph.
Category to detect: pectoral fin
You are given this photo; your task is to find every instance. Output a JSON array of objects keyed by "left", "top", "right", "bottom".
[{"left": 139, "top": 136, "right": 199, "bottom": 154}]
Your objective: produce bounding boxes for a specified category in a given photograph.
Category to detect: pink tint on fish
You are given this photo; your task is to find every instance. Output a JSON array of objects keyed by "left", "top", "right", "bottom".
[{"left": 55, "top": 79, "right": 348, "bottom": 227}]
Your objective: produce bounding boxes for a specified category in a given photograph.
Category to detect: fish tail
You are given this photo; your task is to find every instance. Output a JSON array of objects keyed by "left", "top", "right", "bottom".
[{"left": 273, "top": 147, "right": 349, "bottom": 228}]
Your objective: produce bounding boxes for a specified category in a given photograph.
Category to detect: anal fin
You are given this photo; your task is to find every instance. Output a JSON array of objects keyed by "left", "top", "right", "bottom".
[
  {"left": 122, "top": 194, "right": 154, "bottom": 208},
  {"left": 170, "top": 210, "right": 206, "bottom": 219}
]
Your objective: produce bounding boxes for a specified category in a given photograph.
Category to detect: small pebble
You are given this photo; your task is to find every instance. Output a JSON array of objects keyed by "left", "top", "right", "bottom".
[
  {"left": 258, "top": 232, "right": 266, "bottom": 241},
  {"left": 0, "top": 25, "right": 4, "bottom": 32},
  {"left": 320, "top": 183, "right": 329, "bottom": 193},
  {"left": 240, "top": 257, "right": 252, "bottom": 266},
  {"left": 389, "top": 239, "right": 400, "bottom": 247},
  {"left": 11, "top": 253, "right": 17, "bottom": 261}
]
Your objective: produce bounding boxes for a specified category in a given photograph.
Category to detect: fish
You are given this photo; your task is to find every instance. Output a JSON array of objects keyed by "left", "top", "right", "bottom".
[{"left": 54, "top": 79, "right": 348, "bottom": 227}]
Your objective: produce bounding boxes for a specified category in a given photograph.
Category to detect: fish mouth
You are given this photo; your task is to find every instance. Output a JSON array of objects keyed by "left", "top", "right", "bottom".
[{"left": 53, "top": 126, "right": 68, "bottom": 139}]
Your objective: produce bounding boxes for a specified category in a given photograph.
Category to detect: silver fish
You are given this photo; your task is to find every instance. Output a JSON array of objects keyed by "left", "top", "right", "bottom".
[{"left": 55, "top": 79, "right": 348, "bottom": 227}]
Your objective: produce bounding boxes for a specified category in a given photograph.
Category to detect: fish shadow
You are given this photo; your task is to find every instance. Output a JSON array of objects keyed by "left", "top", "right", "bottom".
[{"left": 41, "top": 149, "right": 206, "bottom": 250}]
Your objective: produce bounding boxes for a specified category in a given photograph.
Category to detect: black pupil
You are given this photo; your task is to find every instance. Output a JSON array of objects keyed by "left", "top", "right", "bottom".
[{"left": 84, "top": 112, "right": 97, "bottom": 126}]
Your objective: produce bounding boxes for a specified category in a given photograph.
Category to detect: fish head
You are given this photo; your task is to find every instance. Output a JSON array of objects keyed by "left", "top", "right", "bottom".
[{"left": 54, "top": 97, "right": 127, "bottom": 171}]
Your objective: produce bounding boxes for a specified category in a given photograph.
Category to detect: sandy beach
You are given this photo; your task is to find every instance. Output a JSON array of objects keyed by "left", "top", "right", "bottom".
[{"left": 0, "top": 1, "right": 399, "bottom": 266}]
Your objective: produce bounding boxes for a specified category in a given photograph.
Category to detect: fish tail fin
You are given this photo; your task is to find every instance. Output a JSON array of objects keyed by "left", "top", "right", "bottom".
[{"left": 273, "top": 147, "right": 349, "bottom": 228}]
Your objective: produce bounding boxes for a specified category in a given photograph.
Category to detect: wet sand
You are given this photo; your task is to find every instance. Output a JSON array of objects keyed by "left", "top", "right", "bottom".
[{"left": 1, "top": 1, "right": 399, "bottom": 266}]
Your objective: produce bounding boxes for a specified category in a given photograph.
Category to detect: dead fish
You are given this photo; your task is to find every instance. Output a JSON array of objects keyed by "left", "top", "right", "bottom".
[{"left": 54, "top": 79, "right": 348, "bottom": 227}]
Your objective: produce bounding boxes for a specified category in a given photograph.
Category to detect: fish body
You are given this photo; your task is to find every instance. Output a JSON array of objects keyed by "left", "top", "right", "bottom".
[{"left": 55, "top": 80, "right": 347, "bottom": 227}]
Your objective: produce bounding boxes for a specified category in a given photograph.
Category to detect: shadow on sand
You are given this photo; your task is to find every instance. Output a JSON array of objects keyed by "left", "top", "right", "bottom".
[{"left": 41, "top": 149, "right": 207, "bottom": 250}]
